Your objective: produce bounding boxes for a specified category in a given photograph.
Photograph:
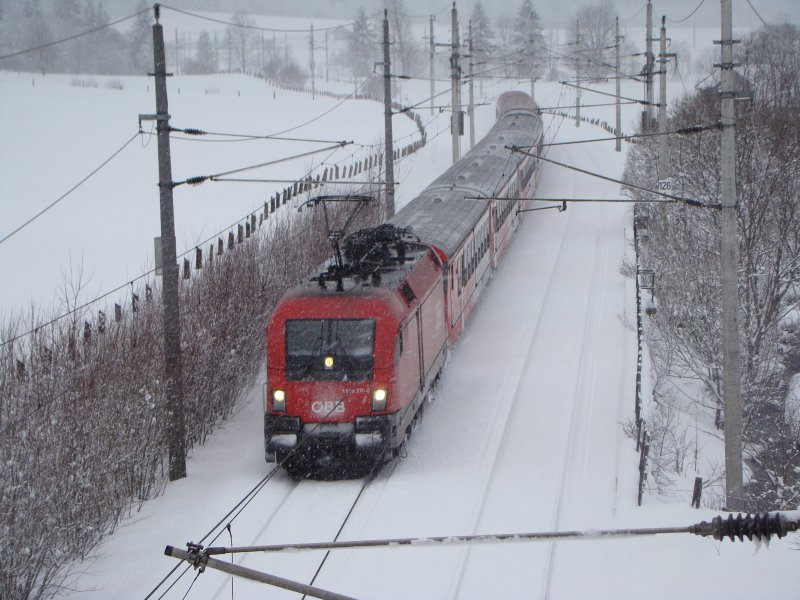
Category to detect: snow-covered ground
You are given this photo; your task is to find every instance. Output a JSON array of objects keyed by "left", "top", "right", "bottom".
[
  {"left": 3, "top": 12, "right": 798, "bottom": 600},
  {"left": 34, "top": 76, "right": 795, "bottom": 600}
]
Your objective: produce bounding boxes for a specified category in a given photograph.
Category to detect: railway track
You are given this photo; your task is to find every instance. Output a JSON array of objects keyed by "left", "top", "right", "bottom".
[
  {"left": 446, "top": 200, "right": 575, "bottom": 598},
  {"left": 445, "top": 178, "right": 617, "bottom": 599},
  {"left": 142, "top": 111, "right": 632, "bottom": 600},
  {"left": 195, "top": 456, "right": 399, "bottom": 599},
  {"left": 540, "top": 202, "right": 609, "bottom": 600}
]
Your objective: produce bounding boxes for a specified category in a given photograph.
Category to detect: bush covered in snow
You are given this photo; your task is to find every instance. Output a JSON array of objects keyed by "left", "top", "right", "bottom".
[
  {"left": 625, "top": 23, "right": 800, "bottom": 512},
  {"left": 0, "top": 196, "right": 382, "bottom": 599}
]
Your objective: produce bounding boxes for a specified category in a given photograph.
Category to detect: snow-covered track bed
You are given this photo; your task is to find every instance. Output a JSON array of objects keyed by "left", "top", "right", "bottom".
[
  {"left": 193, "top": 466, "right": 397, "bottom": 599},
  {"left": 288, "top": 136, "right": 635, "bottom": 600}
]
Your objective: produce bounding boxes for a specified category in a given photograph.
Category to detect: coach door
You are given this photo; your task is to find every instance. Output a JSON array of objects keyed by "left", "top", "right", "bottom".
[{"left": 449, "top": 262, "right": 459, "bottom": 328}]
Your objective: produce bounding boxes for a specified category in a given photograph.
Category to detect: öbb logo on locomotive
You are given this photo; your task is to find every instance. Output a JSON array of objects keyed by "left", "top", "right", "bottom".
[{"left": 264, "top": 91, "right": 543, "bottom": 476}]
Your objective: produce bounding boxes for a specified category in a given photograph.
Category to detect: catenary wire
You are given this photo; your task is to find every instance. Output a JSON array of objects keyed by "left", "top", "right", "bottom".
[
  {"left": 667, "top": 0, "right": 706, "bottom": 24},
  {"left": 0, "top": 131, "right": 141, "bottom": 247},
  {"left": 159, "top": 3, "right": 380, "bottom": 33},
  {"left": 745, "top": 0, "right": 769, "bottom": 27}
]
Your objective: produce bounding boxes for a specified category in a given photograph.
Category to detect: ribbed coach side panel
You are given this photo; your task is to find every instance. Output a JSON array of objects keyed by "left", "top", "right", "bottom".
[{"left": 390, "top": 109, "right": 541, "bottom": 258}]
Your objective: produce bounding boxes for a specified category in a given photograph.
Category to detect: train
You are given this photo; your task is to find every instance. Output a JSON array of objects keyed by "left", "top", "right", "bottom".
[{"left": 264, "top": 90, "right": 543, "bottom": 477}]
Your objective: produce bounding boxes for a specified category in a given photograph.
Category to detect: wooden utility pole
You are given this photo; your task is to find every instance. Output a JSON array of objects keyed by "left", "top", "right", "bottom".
[
  {"left": 645, "top": 0, "right": 655, "bottom": 128},
  {"left": 429, "top": 15, "right": 435, "bottom": 116},
  {"left": 309, "top": 24, "right": 316, "bottom": 99},
  {"left": 719, "top": 0, "right": 743, "bottom": 510},
  {"left": 575, "top": 19, "right": 581, "bottom": 127},
  {"left": 450, "top": 3, "right": 461, "bottom": 163},
  {"left": 657, "top": 16, "right": 668, "bottom": 179},
  {"left": 468, "top": 20, "right": 475, "bottom": 149},
  {"left": 152, "top": 6, "right": 186, "bottom": 481},
  {"left": 615, "top": 17, "right": 622, "bottom": 152},
  {"left": 382, "top": 10, "right": 396, "bottom": 217},
  {"left": 174, "top": 28, "right": 179, "bottom": 75}
]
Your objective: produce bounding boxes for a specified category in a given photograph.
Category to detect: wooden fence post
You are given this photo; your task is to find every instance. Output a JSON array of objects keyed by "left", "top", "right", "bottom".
[
  {"left": 637, "top": 430, "right": 649, "bottom": 506},
  {"left": 691, "top": 477, "right": 703, "bottom": 508}
]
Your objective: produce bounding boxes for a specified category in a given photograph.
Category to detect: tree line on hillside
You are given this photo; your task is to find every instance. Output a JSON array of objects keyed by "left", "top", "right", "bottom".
[
  {"left": 0, "top": 0, "right": 153, "bottom": 74},
  {"left": 0, "top": 0, "right": 637, "bottom": 93},
  {"left": 625, "top": 23, "right": 800, "bottom": 511}
]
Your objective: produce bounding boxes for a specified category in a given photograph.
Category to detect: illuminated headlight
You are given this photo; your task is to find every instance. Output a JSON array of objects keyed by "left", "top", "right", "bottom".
[
  {"left": 272, "top": 389, "right": 286, "bottom": 412},
  {"left": 324, "top": 356, "right": 334, "bottom": 369},
  {"left": 372, "top": 388, "right": 387, "bottom": 411}
]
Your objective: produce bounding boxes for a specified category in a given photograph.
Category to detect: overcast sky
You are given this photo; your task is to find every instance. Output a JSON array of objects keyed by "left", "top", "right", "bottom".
[{"left": 110, "top": 0, "right": 796, "bottom": 28}]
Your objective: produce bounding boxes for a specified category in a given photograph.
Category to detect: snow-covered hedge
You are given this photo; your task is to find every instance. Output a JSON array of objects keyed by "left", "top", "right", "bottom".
[{"left": 0, "top": 198, "right": 381, "bottom": 599}]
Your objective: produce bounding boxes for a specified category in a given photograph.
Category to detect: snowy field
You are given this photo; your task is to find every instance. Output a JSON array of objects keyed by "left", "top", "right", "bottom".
[{"left": 2, "top": 10, "right": 797, "bottom": 600}]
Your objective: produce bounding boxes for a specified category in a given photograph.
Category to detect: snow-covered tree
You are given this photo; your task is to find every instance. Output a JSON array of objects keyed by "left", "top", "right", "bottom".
[
  {"left": 387, "top": 0, "right": 421, "bottom": 77},
  {"left": 575, "top": 0, "right": 615, "bottom": 79},
  {"left": 470, "top": 1, "right": 495, "bottom": 81},
  {"left": 186, "top": 29, "right": 217, "bottom": 75},
  {"left": 346, "top": 7, "right": 378, "bottom": 78},
  {"left": 625, "top": 23, "right": 800, "bottom": 510},
  {"left": 227, "top": 12, "right": 257, "bottom": 73},
  {"left": 127, "top": 0, "right": 151, "bottom": 74},
  {"left": 511, "top": 0, "right": 545, "bottom": 91}
]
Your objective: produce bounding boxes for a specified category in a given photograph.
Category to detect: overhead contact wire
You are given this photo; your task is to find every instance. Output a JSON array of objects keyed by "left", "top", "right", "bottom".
[{"left": 0, "top": 131, "right": 141, "bottom": 247}]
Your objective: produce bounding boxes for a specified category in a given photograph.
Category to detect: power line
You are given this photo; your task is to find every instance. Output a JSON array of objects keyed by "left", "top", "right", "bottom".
[
  {"left": 538, "top": 100, "right": 639, "bottom": 111},
  {"left": 667, "top": 0, "right": 706, "bottom": 24},
  {"left": 147, "top": 399, "right": 377, "bottom": 599},
  {"left": 386, "top": 4, "right": 451, "bottom": 19},
  {"left": 172, "top": 142, "right": 350, "bottom": 187},
  {"left": 745, "top": 0, "right": 770, "bottom": 27},
  {"left": 175, "top": 512, "right": 800, "bottom": 556},
  {"left": 266, "top": 76, "right": 375, "bottom": 138},
  {"left": 529, "top": 123, "right": 722, "bottom": 148},
  {"left": 0, "top": 131, "right": 141, "bottom": 247},
  {"left": 159, "top": 3, "right": 379, "bottom": 33},
  {"left": 0, "top": 7, "right": 150, "bottom": 60},
  {"left": 559, "top": 80, "right": 653, "bottom": 106},
  {"left": 508, "top": 145, "right": 720, "bottom": 208},
  {"left": 620, "top": 0, "right": 648, "bottom": 22},
  {"left": 168, "top": 127, "right": 348, "bottom": 145},
  {"left": 159, "top": 511, "right": 800, "bottom": 600}
]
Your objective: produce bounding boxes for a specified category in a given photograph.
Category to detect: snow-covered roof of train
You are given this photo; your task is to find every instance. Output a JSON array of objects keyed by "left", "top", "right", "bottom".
[{"left": 390, "top": 93, "right": 542, "bottom": 259}]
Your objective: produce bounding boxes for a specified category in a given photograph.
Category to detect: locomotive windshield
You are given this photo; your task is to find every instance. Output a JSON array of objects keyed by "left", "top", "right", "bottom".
[{"left": 285, "top": 318, "right": 376, "bottom": 381}]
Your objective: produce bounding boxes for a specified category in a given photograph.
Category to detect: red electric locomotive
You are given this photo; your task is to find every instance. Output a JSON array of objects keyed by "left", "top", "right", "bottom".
[{"left": 265, "top": 91, "right": 543, "bottom": 476}]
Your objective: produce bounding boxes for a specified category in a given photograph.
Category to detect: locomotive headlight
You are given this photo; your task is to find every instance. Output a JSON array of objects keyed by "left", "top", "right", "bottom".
[
  {"left": 272, "top": 389, "right": 286, "bottom": 412},
  {"left": 372, "top": 388, "right": 387, "bottom": 411},
  {"left": 324, "top": 356, "right": 334, "bottom": 369}
]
